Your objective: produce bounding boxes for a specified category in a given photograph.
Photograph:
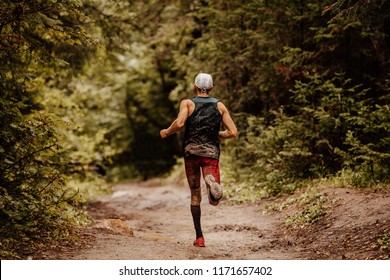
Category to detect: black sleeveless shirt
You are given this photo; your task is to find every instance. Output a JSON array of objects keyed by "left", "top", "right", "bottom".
[{"left": 184, "top": 96, "right": 222, "bottom": 159}]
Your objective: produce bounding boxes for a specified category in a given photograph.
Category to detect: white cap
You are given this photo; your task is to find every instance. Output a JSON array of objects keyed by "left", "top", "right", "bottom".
[{"left": 194, "top": 73, "right": 213, "bottom": 92}]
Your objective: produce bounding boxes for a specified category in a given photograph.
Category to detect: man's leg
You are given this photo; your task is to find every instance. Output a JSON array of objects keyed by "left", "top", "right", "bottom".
[
  {"left": 184, "top": 157, "right": 205, "bottom": 246},
  {"left": 201, "top": 158, "right": 222, "bottom": 206}
]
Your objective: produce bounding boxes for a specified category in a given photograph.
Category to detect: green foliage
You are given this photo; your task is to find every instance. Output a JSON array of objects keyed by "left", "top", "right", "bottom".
[
  {"left": 0, "top": 0, "right": 93, "bottom": 258},
  {"left": 220, "top": 0, "right": 389, "bottom": 197},
  {"left": 79, "top": 0, "right": 187, "bottom": 179},
  {"left": 0, "top": 102, "right": 88, "bottom": 258},
  {"left": 259, "top": 184, "right": 329, "bottom": 228},
  {"left": 285, "top": 202, "right": 328, "bottom": 229},
  {"left": 223, "top": 114, "right": 309, "bottom": 198},
  {"left": 224, "top": 70, "right": 389, "bottom": 198}
]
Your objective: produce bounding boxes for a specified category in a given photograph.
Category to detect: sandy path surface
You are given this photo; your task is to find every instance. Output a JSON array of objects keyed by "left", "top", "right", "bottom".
[{"left": 48, "top": 180, "right": 390, "bottom": 260}]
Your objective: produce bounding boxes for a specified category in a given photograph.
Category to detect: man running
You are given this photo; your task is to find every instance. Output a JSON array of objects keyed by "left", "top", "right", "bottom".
[{"left": 160, "top": 73, "right": 238, "bottom": 247}]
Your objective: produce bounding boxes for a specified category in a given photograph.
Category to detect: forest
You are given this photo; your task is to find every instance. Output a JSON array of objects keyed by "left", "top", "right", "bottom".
[{"left": 0, "top": 0, "right": 389, "bottom": 259}]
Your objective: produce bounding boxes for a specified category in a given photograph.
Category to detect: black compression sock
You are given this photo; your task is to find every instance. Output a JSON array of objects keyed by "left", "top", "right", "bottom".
[{"left": 190, "top": 205, "right": 203, "bottom": 239}]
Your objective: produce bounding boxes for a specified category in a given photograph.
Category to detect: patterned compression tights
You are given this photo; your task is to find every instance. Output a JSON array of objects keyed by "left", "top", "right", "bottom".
[{"left": 184, "top": 155, "right": 220, "bottom": 206}]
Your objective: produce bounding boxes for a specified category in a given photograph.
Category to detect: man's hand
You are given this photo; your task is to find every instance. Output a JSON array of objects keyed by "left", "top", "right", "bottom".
[{"left": 160, "top": 129, "right": 168, "bottom": 140}]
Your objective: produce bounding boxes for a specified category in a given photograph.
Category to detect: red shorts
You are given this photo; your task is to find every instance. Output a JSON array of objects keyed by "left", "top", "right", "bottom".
[{"left": 184, "top": 156, "right": 220, "bottom": 189}]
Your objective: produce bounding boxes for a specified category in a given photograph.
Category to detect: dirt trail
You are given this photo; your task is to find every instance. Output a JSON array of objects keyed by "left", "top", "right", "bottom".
[{"left": 47, "top": 180, "right": 390, "bottom": 260}]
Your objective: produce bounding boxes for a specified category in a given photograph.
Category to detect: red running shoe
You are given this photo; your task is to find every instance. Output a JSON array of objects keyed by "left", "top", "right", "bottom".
[{"left": 194, "top": 237, "right": 205, "bottom": 247}]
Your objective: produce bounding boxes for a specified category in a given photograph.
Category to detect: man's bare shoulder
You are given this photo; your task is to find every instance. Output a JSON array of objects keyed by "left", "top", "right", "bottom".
[
  {"left": 217, "top": 101, "right": 228, "bottom": 113},
  {"left": 180, "top": 98, "right": 192, "bottom": 105},
  {"left": 180, "top": 98, "right": 195, "bottom": 108}
]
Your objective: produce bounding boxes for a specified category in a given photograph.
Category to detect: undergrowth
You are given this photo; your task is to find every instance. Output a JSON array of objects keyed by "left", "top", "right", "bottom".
[
  {"left": 0, "top": 173, "right": 103, "bottom": 259},
  {"left": 262, "top": 184, "right": 329, "bottom": 229},
  {"left": 285, "top": 202, "right": 328, "bottom": 229},
  {"left": 377, "top": 232, "right": 390, "bottom": 256}
]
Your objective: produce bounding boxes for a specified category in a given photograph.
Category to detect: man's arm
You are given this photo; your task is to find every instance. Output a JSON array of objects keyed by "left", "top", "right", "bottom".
[
  {"left": 160, "top": 99, "right": 190, "bottom": 139},
  {"left": 218, "top": 102, "right": 238, "bottom": 139}
]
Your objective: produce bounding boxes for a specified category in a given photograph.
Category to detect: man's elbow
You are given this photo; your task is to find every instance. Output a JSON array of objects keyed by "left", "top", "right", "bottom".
[
  {"left": 228, "top": 129, "right": 238, "bottom": 138},
  {"left": 176, "top": 120, "right": 185, "bottom": 130}
]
